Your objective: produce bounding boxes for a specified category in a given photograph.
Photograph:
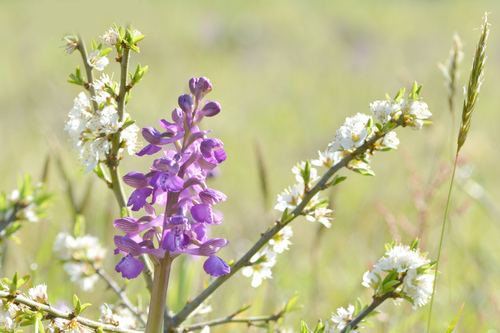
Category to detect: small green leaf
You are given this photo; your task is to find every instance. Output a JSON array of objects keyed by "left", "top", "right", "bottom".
[
  {"left": 410, "top": 238, "right": 419, "bottom": 250},
  {"left": 445, "top": 303, "right": 464, "bottom": 333},
  {"left": 131, "top": 34, "right": 146, "bottom": 44},
  {"left": 16, "top": 274, "right": 30, "bottom": 289},
  {"left": 300, "top": 320, "right": 309, "bottom": 333},
  {"left": 354, "top": 298, "right": 362, "bottom": 315},
  {"left": 73, "top": 294, "right": 80, "bottom": 309},
  {"left": 99, "top": 48, "right": 112, "bottom": 57},
  {"left": 73, "top": 214, "right": 86, "bottom": 238},
  {"left": 328, "top": 176, "right": 347, "bottom": 187},
  {"left": 79, "top": 303, "right": 92, "bottom": 314}
]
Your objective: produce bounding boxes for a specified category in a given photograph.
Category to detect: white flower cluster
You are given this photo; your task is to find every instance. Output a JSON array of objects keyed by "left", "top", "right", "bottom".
[
  {"left": 0, "top": 300, "right": 18, "bottom": 331},
  {"left": 0, "top": 284, "right": 49, "bottom": 330},
  {"left": 6, "top": 189, "right": 39, "bottom": 222},
  {"left": 362, "top": 244, "right": 435, "bottom": 309},
  {"left": 64, "top": 75, "right": 140, "bottom": 173},
  {"left": 312, "top": 90, "right": 431, "bottom": 175},
  {"left": 242, "top": 226, "right": 293, "bottom": 287},
  {"left": 53, "top": 232, "right": 106, "bottom": 291},
  {"left": 370, "top": 98, "right": 431, "bottom": 131},
  {"left": 275, "top": 162, "right": 333, "bottom": 228},
  {"left": 99, "top": 304, "right": 139, "bottom": 329}
]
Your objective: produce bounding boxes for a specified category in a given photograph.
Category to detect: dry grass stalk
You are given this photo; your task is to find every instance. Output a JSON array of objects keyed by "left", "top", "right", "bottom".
[
  {"left": 439, "top": 32, "right": 463, "bottom": 115},
  {"left": 457, "top": 13, "right": 490, "bottom": 153}
]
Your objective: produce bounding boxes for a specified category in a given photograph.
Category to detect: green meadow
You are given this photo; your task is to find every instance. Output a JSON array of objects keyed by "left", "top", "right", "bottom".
[{"left": 1, "top": 0, "right": 499, "bottom": 331}]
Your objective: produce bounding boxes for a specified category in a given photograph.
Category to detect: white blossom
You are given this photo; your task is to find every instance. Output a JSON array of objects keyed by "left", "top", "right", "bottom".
[
  {"left": 369, "top": 99, "right": 401, "bottom": 124},
  {"left": 101, "top": 28, "right": 119, "bottom": 45},
  {"left": 242, "top": 248, "right": 277, "bottom": 287},
  {"left": 274, "top": 183, "right": 304, "bottom": 212},
  {"left": 401, "top": 268, "right": 435, "bottom": 309},
  {"left": 331, "top": 305, "right": 357, "bottom": 332},
  {"left": 381, "top": 131, "right": 399, "bottom": 149},
  {"left": 53, "top": 233, "right": 106, "bottom": 291},
  {"left": 87, "top": 49, "right": 109, "bottom": 71},
  {"left": 27, "top": 283, "right": 48, "bottom": 304},
  {"left": 268, "top": 226, "right": 293, "bottom": 253}
]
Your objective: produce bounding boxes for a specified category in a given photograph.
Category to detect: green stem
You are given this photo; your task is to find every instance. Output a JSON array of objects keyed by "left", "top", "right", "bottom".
[
  {"left": 76, "top": 36, "right": 99, "bottom": 113},
  {"left": 426, "top": 153, "right": 458, "bottom": 332},
  {"left": 146, "top": 256, "right": 173, "bottom": 333}
]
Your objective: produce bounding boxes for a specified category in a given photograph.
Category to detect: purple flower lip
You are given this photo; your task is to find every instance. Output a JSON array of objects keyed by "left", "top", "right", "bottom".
[
  {"left": 151, "top": 171, "right": 185, "bottom": 192},
  {"left": 153, "top": 156, "right": 179, "bottom": 174},
  {"left": 203, "top": 255, "right": 230, "bottom": 277}
]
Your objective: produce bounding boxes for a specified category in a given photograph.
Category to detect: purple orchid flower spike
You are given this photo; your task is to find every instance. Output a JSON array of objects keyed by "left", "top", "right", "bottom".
[{"left": 114, "top": 77, "right": 230, "bottom": 280}]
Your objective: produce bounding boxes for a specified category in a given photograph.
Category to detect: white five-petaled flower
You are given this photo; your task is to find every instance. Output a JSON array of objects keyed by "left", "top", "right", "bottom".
[
  {"left": 381, "top": 131, "right": 399, "bottom": 149},
  {"left": 268, "top": 226, "right": 293, "bottom": 253},
  {"left": 27, "top": 284, "right": 48, "bottom": 304},
  {"left": 330, "top": 113, "right": 372, "bottom": 152},
  {"left": 101, "top": 28, "right": 119, "bottom": 45},
  {"left": 274, "top": 183, "right": 304, "bottom": 212},
  {"left": 331, "top": 305, "right": 357, "bottom": 332},
  {"left": 242, "top": 248, "right": 277, "bottom": 288},
  {"left": 369, "top": 99, "right": 402, "bottom": 125},
  {"left": 87, "top": 49, "right": 109, "bottom": 71}
]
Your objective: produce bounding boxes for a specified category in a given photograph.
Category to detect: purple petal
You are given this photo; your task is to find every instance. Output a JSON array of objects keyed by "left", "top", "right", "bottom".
[
  {"left": 213, "top": 148, "right": 226, "bottom": 163},
  {"left": 115, "top": 255, "right": 144, "bottom": 279},
  {"left": 191, "top": 204, "right": 213, "bottom": 224},
  {"left": 127, "top": 188, "right": 153, "bottom": 211},
  {"left": 142, "top": 127, "right": 163, "bottom": 145},
  {"left": 136, "top": 144, "right": 162, "bottom": 156},
  {"left": 198, "top": 238, "right": 228, "bottom": 256},
  {"left": 203, "top": 255, "right": 230, "bottom": 277},
  {"left": 199, "top": 188, "right": 227, "bottom": 205}
]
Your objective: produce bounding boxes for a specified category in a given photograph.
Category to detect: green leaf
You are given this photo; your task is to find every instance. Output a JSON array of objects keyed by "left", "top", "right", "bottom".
[
  {"left": 99, "top": 48, "right": 112, "bottom": 57},
  {"left": 312, "top": 320, "right": 325, "bottom": 333},
  {"left": 364, "top": 310, "right": 381, "bottom": 319},
  {"left": 328, "top": 175, "right": 347, "bottom": 187},
  {"left": 237, "top": 304, "right": 251, "bottom": 314},
  {"left": 393, "top": 88, "right": 405, "bottom": 102},
  {"left": 79, "top": 303, "right": 92, "bottom": 314},
  {"left": 445, "top": 303, "right": 464, "bottom": 333},
  {"left": 284, "top": 293, "right": 302, "bottom": 313},
  {"left": 16, "top": 274, "right": 30, "bottom": 289},
  {"left": 381, "top": 279, "right": 401, "bottom": 292},
  {"left": 131, "top": 34, "right": 146, "bottom": 44},
  {"left": 300, "top": 320, "right": 309, "bottom": 333},
  {"left": 73, "top": 294, "right": 81, "bottom": 311},
  {"left": 352, "top": 168, "right": 375, "bottom": 176},
  {"left": 73, "top": 214, "right": 85, "bottom": 238},
  {"left": 410, "top": 238, "right": 419, "bottom": 250},
  {"left": 354, "top": 298, "right": 362, "bottom": 315}
]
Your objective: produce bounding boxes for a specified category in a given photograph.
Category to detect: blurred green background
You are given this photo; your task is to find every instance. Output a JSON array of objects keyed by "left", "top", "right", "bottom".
[{"left": 1, "top": 0, "right": 500, "bottom": 332}]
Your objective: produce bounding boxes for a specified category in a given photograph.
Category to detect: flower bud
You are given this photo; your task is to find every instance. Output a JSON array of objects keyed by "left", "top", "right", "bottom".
[
  {"left": 178, "top": 94, "right": 194, "bottom": 113},
  {"left": 200, "top": 101, "right": 221, "bottom": 117},
  {"left": 123, "top": 171, "right": 148, "bottom": 188},
  {"left": 172, "top": 108, "right": 183, "bottom": 123}
]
